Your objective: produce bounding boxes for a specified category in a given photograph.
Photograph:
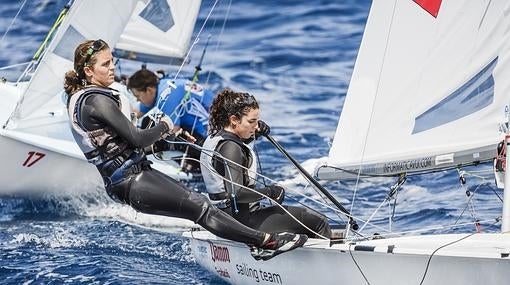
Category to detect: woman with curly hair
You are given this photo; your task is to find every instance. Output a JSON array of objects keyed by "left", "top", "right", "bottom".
[{"left": 201, "top": 88, "right": 331, "bottom": 240}]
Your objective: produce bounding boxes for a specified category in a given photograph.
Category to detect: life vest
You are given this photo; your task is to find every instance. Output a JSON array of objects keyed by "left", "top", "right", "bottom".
[
  {"left": 200, "top": 131, "right": 258, "bottom": 207},
  {"left": 68, "top": 86, "right": 146, "bottom": 185},
  {"left": 68, "top": 87, "right": 129, "bottom": 165}
]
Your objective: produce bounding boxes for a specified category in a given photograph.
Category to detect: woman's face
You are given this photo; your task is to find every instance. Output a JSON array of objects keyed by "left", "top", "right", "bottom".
[
  {"left": 131, "top": 86, "right": 156, "bottom": 107},
  {"left": 231, "top": 108, "right": 260, "bottom": 139},
  {"left": 84, "top": 48, "right": 115, "bottom": 87}
]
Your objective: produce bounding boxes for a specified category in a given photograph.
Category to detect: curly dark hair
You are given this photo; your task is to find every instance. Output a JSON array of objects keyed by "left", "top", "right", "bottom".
[
  {"left": 63, "top": 39, "right": 109, "bottom": 95},
  {"left": 209, "top": 88, "right": 259, "bottom": 135}
]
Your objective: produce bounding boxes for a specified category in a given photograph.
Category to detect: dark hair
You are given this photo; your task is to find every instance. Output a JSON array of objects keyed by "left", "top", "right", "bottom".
[
  {"left": 209, "top": 88, "right": 259, "bottom": 135},
  {"left": 127, "top": 69, "right": 159, "bottom": 91},
  {"left": 63, "top": 39, "right": 109, "bottom": 95}
]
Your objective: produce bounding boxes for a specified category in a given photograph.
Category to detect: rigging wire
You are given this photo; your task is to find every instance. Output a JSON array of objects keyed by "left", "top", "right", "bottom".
[
  {"left": 157, "top": 136, "right": 505, "bottom": 245},
  {"left": 358, "top": 173, "right": 406, "bottom": 233},
  {"left": 0, "top": 0, "right": 28, "bottom": 51},
  {"left": 143, "top": 0, "right": 221, "bottom": 133},
  {"left": 155, "top": 138, "right": 503, "bottom": 241},
  {"left": 252, "top": 142, "right": 268, "bottom": 187},
  {"left": 345, "top": 0, "right": 399, "bottom": 239},
  {"left": 168, "top": 0, "right": 220, "bottom": 84},
  {"left": 17, "top": 0, "right": 71, "bottom": 84},
  {"left": 153, "top": 139, "right": 392, "bottom": 241},
  {"left": 204, "top": 0, "right": 232, "bottom": 86},
  {"left": 147, "top": 1, "right": 225, "bottom": 171},
  {"left": 157, "top": 137, "right": 334, "bottom": 239}
]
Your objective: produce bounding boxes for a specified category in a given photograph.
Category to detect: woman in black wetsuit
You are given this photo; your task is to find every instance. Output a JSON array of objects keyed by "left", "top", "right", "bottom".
[
  {"left": 200, "top": 89, "right": 332, "bottom": 239},
  {"left": 63, "top": 39, "right": 306, "bottom": 261}
]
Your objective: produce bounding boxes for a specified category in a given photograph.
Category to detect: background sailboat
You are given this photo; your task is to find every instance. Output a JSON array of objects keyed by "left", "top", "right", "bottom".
[{"left": 0, "top": 0, "right": 201, "bottom": 195}]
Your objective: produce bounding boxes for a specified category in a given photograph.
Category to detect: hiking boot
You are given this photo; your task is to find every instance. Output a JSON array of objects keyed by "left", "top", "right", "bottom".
[{"left": 250, "top": 232, "right": 308, "bottom": 261}]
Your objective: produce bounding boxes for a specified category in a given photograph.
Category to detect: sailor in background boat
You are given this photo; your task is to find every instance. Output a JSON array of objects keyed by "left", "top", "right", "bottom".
[
  {"left": 64, "top": 39, "right": 307, "bottom": 261},
  {"left": 200, "top": 89, "right": 332, "bottom": 239},
  {"left": 127, "top": 68, "right": 214, "bottom": 172}
]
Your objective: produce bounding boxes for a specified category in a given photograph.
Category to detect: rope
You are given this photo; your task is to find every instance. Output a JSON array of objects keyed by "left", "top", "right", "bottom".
[
  {"left": 418, "top": 232, "right": 477, "bottom": 285},
  {"left": 156, "top": 138, "right": 341, "bottom": 240},
  {"left": 197, "top": 147, "right": 331, "bottom": 240},
  {"left": 168, "top": 0, "right": 220, "bottom": 84},
  {"left": 0, "top": 0, "right": 28, "bottom": 50},
  {"left": 155, "top": 138, "right": 502, "bottom": 242},
  {"left": 348, "top": 243, "right": 371, "bottom": 285}
]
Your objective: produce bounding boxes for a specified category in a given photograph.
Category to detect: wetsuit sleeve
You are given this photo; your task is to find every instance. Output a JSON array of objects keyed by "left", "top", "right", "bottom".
[
  {"left": 215, "top": 140, "right": 264, "bottom": 203},
  {"left": 86, "top": 94, "right": 169, "bottom": 148}
]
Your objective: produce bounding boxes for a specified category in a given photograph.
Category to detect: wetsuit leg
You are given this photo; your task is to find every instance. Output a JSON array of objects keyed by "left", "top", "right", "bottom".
[
  {"left": 119, "top": 168, "right": 267, "bottom": 246},
  {"left": 246, "top": 205, "right": 332, "bottom": 239}
]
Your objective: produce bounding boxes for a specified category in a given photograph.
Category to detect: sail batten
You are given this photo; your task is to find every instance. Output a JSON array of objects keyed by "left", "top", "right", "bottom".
[{"left": 317, "top": 0, "right": 510, "bottom": 181}]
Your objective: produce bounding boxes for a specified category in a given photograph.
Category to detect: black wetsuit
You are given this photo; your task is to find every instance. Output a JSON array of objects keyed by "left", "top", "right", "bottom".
[
  {"left": 206, "top": 130, "right": 332, "bottom": 238},
  {"left": 68, "top": 87, "right": 268, "bottom": 246}
]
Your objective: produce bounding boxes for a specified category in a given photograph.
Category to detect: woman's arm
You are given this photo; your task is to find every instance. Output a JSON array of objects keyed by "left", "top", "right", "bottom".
[{"left": 86, "top": 94, "right": 169, "bottom": 148}]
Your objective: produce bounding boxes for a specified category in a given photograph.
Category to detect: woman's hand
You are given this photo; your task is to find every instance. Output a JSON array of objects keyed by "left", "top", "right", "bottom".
[
  {"left": 159, "top": 115, "right": 174, "bottom": 138},
  {"left": 255, "top": 120, "right": 271, "bottom": 138},
  {"left": 268, "top": 184, "right": 285, "bottom": 204},
  {"left": 175, "top": 128, "right": 197, "bottom": 143}
]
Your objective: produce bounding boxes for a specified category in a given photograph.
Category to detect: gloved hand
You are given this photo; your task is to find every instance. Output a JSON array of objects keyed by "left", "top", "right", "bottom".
[
  {"left": 151, "top": 138, "right": 174, "bottom": 152},
  {"left": 267, "top": 184, "right": 285, "bottom": 204},
  {"left": 146, "top": 108, "right": 174, "bottom": 134},
  {"left": 158, "top": 115, "right": 176, "bottom": 139},
  {"left": 175, "top": 128, "right": 197, "bottom": 143},
  {"left": 160, "top": 115, "right": 174, "bottom": 132},
  {"left": 255, "top": 120, "right": 271, "bottom": 139}
]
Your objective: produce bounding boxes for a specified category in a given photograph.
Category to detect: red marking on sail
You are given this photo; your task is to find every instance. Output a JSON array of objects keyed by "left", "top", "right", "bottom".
[{"left": 413, "top": 0, "right": 442, "bottom": 18}]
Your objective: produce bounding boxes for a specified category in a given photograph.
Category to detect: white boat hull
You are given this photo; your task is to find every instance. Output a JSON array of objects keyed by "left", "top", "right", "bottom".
[
  {"left": 184, "top": 230, "right": 510, "bottom": 285},
  {"left": 0, "top": 129, "right": 102, "bottom": 195}
]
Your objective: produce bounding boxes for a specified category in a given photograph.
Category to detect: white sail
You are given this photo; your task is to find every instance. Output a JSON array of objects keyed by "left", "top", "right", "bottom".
[
  {"left": 6, "top": 0, "right": 139, "bottom": 130},
  {"left": 317, "top": 0, "right": 510, "bottom": 180},
  {"left": 115, "top": 0, "right": 202, "bottom": 64}
]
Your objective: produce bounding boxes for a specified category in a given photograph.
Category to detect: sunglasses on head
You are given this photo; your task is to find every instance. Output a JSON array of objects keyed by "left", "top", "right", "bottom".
[{"left": 83, "top": 39, "right": 106, "bottom": 67}]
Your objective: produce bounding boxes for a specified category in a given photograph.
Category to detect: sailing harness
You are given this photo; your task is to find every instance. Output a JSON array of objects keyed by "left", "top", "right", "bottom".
[
  {"left": 68, "top": 87, "right": 150, "bottom": 186},
  {"left": 200, "top": 131, "right": 258, "bottom": 213}
]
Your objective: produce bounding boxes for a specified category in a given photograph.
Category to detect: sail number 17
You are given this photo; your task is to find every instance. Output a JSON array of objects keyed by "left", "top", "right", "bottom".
[{"left": 22, "top": 151, "right": 46, "bottom": 167}]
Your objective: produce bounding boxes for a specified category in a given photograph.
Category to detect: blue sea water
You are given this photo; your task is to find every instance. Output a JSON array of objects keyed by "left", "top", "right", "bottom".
[{"left": 0, "top": 0, "right": 504, "bottom": 284}]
